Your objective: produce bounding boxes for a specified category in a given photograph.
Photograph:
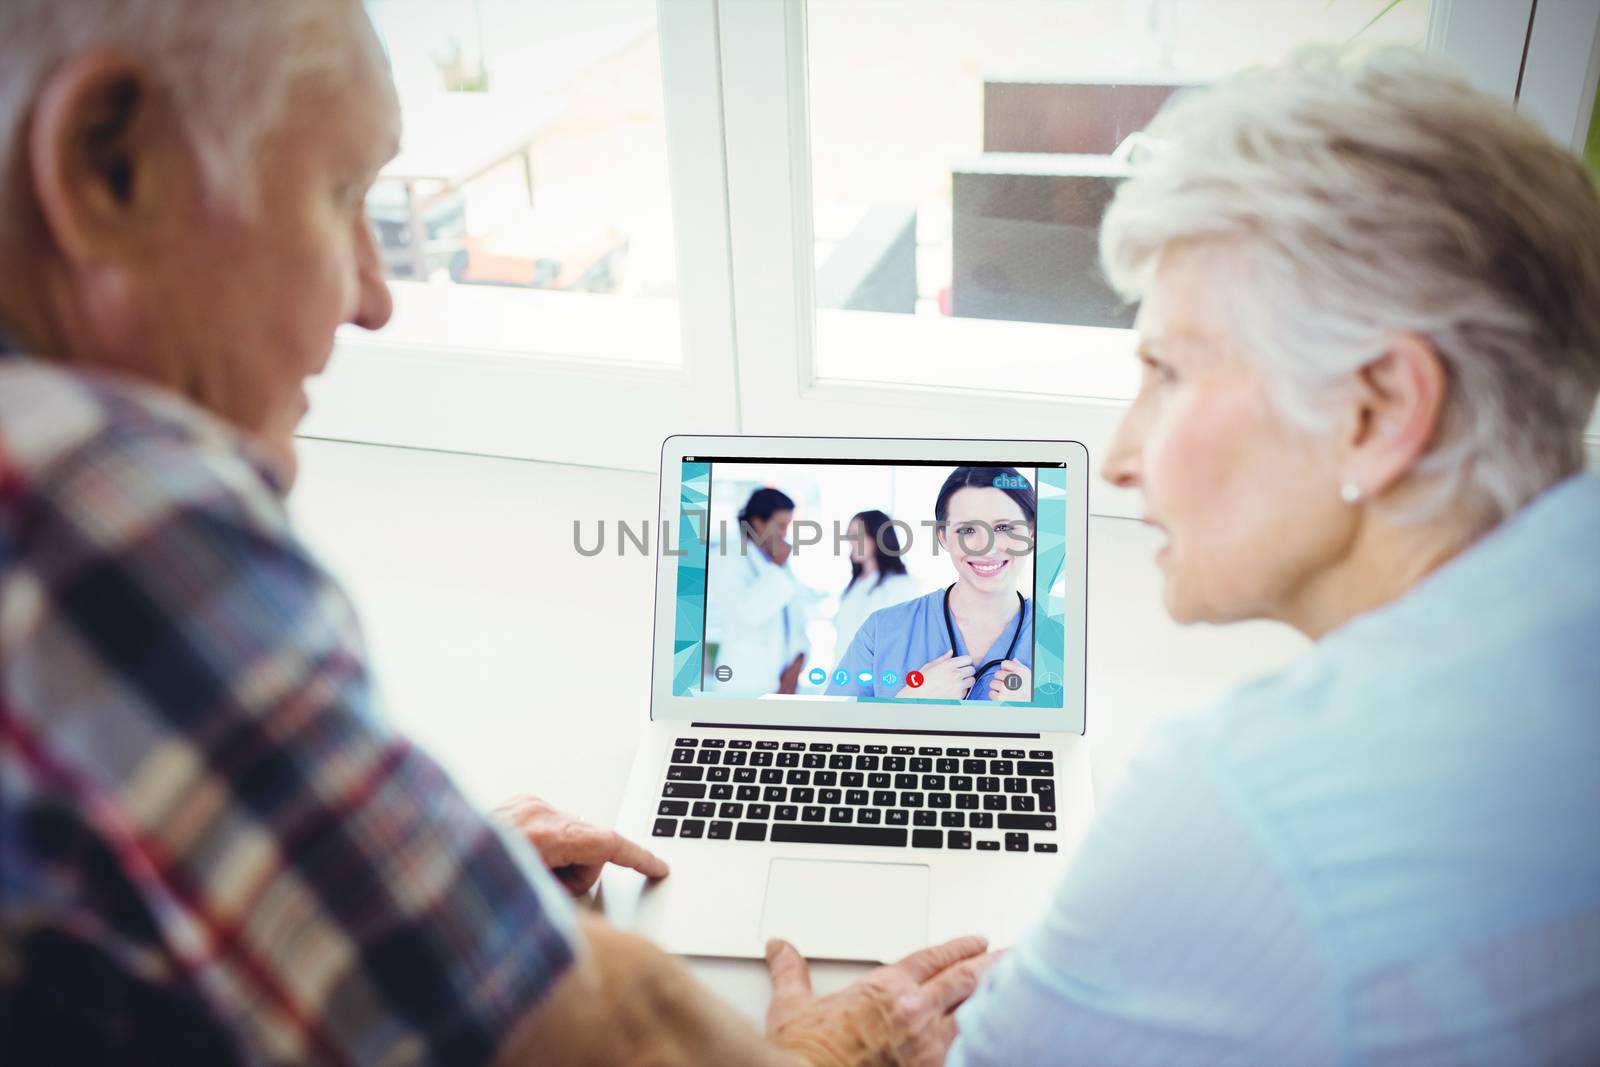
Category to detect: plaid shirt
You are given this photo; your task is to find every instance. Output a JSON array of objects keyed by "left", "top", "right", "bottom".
[{"left": 0, "top": 339, "right": 576, "bottom": 1065}]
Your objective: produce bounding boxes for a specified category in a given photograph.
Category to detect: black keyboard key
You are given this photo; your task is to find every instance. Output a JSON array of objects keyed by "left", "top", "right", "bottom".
[
  {"left": 856, "top": 756, "right": 879, "bottom": 771},
  {"left": 761, "top": 769, "right": 784, "bottom": 785},
  {"left": 706, "top": 767, "right": 731, "bottom": 782},
  {"left": 1019, "top": 761, "right": 1054, "bottom": 776},
  {"left": 1040, "top": 794, "right": 1057, "bottom": 813},
  {"left": 928, "top": 793, "right": 952, "bottom": 809},
  {"left": 963, "top": 759, "right": 986, "bottom": 774},
  {"left": 948, "top": 747, "right": 970, "bottom": 757},
  {"left": 970, "top": 812, "right": 994, "bottom": 829},
  {"left": 1035, "top": 842, "right": 1058, "bottom": 853},
  {"left": 708, "top": 820, "right": 733, "bottom": 839},
  {"left": 841, "top": 772, "right": 864, "bottom": 788},
  {"left": 802, "top": 806, "right": 826, "bottom": 822},
  {"left": 736, "top": 822, "right": 768, "bottom": 841},
  {"left": 872, "top": 790, "right": 897, "bottom": 806},
  {"left": 955, "top": 793, "right": 979, "bottom": 810},
  {"left": 778, "top": 752, "right": 800, "bottom": 767},
  {"left": 667, "top": 766, "right": 705, "bottom": 782},
  {"left": 756, "top": 740, "right": 780, "bottom": 750},
  {"left": 751, "top": 752, "right": 774, "bottom": 766},
  {"left": 675, "top": 737, "right": 698, "bottom": 747},
  {"left": 738, "top": 785, "right": 761, "bottom": 800},
  {"left": 857, "top": 808, "right": 882, "bottom": 824},
  {"left": 977, "top": 776, "right": 1000, "bottom": 792},
  {"left": 747, "top": 804, "right": 771, "bottom": 820},
  {"left": 991, "top": 760, "right": 1013, "bottom": 776},
  {"left": 782, "top": 741, "right": 806, "bottom": 751},
  {"left": 941, "top": 811, "right": 965, "bottom": 828},
  {"left": 999, "top": 814, "right": 1057, "bottom": 831},
  {"left": 892, "top": 745, "right": 915, "bottom": 755},
  {"left": 900, "top": 792, "right": 924, "bottom": 808},
  {"left": 803, "top": 753, "right": 825, "bottom": 769},
  {"left": 764, "top": 786, "right": 787, "bottom": 803},
  {"left": 829, "top": 807, "right": 854, "bottom": 824},
  {"left": 692, "top": 801, "right": 716, "bottom": 818},
  {"left": 787, "top": 769, "right": 811, "bottom": 785},
  {"left": 977, "top": 839, "right": 1000, "bottom": 851},
  {"left": 914, "top": 810, "right": 937, "bottom": 827},
  {"left": 886, "top": 809, "right": 909, "bottom": 825},
  {"left": 948, "top": 830, "right": 972, "bottom": 850},
  {"left": 771, "top": 824, "right": 907, "bottom": 847},
  {"left": 895, "top": 774, "right": 919, "bottom": 789},
  {"left": 718, "top": 803, "right": 742, "bottom": 819},
  {"left": 912, "top": 829, "right": 943, "bottom": 848},
  {"left": 792, "top": 788, "right": 815, "bottom": 804},
  {"left": 975, "top": 748, "right": 997, "bottom": 758},
  {"left": 1004, "top": 777, "right": 1027, "bottom": 793},
  {"left": 681, "top": 820, "right": 705, "bottom": 838},
  {"left": 1004, "top": 832, "right": 1029, "bottom": 851},
  {"left": 709, "top": 784, "right": 733, "bottom": 800},
  {"left": 865, "top": 744, "right": 888, "bottom": 754},
  {"left": 1002, "top": 748, "right": 1025, "bottom": 758},
  {"left": 868, "top": 773, "right": 890, "bottom": 789},
  {"left": 936, "top": 758, "right": 958, "bottom": 773},
  {"left": 809, "top": 742, "right": 834, "bottom": 752},
  {"left": 911, "top": 758, "right": 933, "bottom": 773},
  {"left": 703, "top": 739, "right": 726, "bottom": 749},
  {"left": 658, "top": 800, "right": 688, "bottom": 816},
  {"left": 1011, "top": 795, "right": 1036, "bottom": 812},
  {"left": 729, "top": 739, "right": 752, "bottom": 749},
  {"left": 733, "top": 768, "right": 757, "bottom": 783},
  {"left": 653, "top": 818, "right": 677, "bottom": 837},
  {"left": 819, "top": 789, "right": 842, "bottom": 805},
  {"left": 1031, "top": 779, "right": 1055, "bottom": 795},
  {"left": 671, "top": 748, "right": 696, "bottom": 764},
  {"left": 775, "top": 805, "right": 799, "bottom": 821},
  {"left": 1029, "top": 749, "right": 1051, "bottom": 759},
  {"left": 723, "top": 751, "right": 747, "bottom": 766},
  {"left": 922, "top": 775, "right": 946, "bottom": 791},
  {"left": 884, "top": 756, "right": 907, "bottom": 772},
  {"left": 829, "top": 754, "right": 852, "bottom": 770},
  {"left": 983, "top": 795, "right": 1006, "bottom": 811},
  {"left": 845, "top": 790, "right": 869, "bottom": 806},
  {"left": 950, "top": 776, "right": 973, "bottom": 791},
  {"left": 814, "top": 771, "right": 838, "bottom": 787},
  {"left": 918, "top": 746, "right": 942, "bottom": 756},
  {"left": 663, "top": 783, "right": 706, "bottom": 799},
  {"left": 837, "top": 743, "right": 860, "bottom": 753}
]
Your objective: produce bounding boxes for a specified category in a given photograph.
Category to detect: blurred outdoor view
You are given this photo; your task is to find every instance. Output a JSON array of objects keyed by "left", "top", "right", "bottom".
[{"left": 360, "top": 0, "right": 1430, "bottom": 371}]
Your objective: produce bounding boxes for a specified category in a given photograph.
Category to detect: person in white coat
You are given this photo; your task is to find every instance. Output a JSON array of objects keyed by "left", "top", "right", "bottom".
[
  {"left": 707, "top": 488, "right": 811, "bottom": 695},
  {"left": 832, "top": 509, "right": 921, "bottom": 660}
]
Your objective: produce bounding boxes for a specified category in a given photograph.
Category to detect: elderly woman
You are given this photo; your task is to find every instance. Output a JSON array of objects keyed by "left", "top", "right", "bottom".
[{"left": 949, "top": 48, "right": 1600, "bottom": 1066}]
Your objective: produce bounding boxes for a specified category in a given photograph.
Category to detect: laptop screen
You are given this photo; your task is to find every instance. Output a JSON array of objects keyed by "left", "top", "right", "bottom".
[{"left": 668, "top": 455, "right": 1070, "bottom": 710}]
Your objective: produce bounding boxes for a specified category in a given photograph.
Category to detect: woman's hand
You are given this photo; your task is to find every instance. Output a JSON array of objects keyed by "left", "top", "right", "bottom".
[
  {"left": 495, "top": 794, "right": 669, "bottom": 896},
  {"left": 765, "top": 936, "right": 996, "bottom": 1067},
  {"left": 988, "top": 659, "right": 1032, "bottom": 702},
  {"left": 897, "top": 650, "right": 974, "bottom": 699}
]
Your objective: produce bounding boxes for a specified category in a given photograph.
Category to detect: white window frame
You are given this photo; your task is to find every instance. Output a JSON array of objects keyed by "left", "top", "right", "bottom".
[{"left": 304, "top": 0, "right": 1600, "bottom": 504}]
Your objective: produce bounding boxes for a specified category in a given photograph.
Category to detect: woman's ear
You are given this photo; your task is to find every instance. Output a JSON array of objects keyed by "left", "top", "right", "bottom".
[
  {"left": 1341, "top": 332, "right": 1448, "bottom": 498},
  {"left": 27, "top": 50, "right": 183, "bottom": 268}
]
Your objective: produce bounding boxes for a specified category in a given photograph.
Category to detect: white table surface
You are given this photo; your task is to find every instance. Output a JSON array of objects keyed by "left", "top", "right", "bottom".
[{"left": 288, "top": 436, "right": 1307, "bottom": 1019}]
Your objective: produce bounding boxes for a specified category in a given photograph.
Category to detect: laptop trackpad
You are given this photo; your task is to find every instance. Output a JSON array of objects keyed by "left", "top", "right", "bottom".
[{"left": 759, "top": 859, "right": 930, "bottom": 963}]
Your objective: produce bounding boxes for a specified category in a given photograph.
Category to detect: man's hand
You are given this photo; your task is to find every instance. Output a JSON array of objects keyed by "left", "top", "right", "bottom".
[
  {"left": 897, "top": 651, "right": 974, "bottom": 700},
  {"left": 495, "top": 794, "right": 668, "bottom": 896},
  {"left": 778, "top": 653, "right": 807, "bottom": 694},
  {"left": 987, "top": 659, "right": 1032, "bottom": 702},
  {"left": 765, "top": 936, "right": 994, "bottom": 1067}
]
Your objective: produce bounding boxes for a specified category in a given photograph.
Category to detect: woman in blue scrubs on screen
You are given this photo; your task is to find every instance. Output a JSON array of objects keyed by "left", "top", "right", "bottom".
[{"left": 827, "top": 467, "right": 1035, "bottom": 702}]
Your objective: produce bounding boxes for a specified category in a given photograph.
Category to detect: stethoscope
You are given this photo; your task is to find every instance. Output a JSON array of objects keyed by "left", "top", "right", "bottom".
[{"left": 940, "top": 582, "right": 1026, "bottom": 700}]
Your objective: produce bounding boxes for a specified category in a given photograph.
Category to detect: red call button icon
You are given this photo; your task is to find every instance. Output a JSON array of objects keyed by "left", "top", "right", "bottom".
[{"left": 906, "top": 670, "right": 925, "bottom": 688}]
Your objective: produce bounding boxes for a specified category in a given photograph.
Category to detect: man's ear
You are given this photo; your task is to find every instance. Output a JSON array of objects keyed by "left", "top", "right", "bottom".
[
  {"left": 27, "top": 50, "right": 180, "bottom": 267},
  {"left": 1340, "top": 332, "right": 1448, "bottom": 498}
]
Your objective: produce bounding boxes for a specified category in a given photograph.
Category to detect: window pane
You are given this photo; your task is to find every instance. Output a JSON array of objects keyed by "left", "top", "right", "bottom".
[
  {"left": 361, "top": 0, "right": 679, "bottom": 362},
  {"left": 806, "top": 0, "right": 1433, "bottom": 396}
]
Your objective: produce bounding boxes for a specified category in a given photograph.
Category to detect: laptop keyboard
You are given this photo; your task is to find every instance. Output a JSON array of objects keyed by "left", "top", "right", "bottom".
[{"left": 652, "top": 738, "right": 1059, "bottom": 853}]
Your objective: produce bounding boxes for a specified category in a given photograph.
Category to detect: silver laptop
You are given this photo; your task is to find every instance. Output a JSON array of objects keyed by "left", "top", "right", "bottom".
[{"left": 600, "top": 435, "right": 1094, "bottom": 963}]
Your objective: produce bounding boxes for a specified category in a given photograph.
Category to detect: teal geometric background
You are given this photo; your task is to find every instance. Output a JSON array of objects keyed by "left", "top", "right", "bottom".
[{"left": 669, "top": 462, "right": 1069, "bottom": 708}]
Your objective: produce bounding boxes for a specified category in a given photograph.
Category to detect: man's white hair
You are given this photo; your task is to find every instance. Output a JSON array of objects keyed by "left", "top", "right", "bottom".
[
  {"left": 0, "top": 0, "right": 358, "bottom": 205},
  {"left": 1101, "top": 46, "right": 1600, "bottom": 525}
]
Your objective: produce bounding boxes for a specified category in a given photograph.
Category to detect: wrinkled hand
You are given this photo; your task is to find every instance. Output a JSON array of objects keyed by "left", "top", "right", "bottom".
[
  {"left": 987, "top": 659, "right": 1031, "bottom": 702},
  {"left": 495, "top": 794, "right": 669, "bottom": 896},
  {"left": 898, "top": 651, "right": 974, "bottom": 700},
  {"left": 765, "top": 936, "right": 994, "bottom": 1067}
]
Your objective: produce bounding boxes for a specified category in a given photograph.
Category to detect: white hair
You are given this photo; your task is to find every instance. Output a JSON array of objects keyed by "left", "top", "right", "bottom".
[
  {"left": 1101, "top": 46, "right": 1600, "bottom": 525},
  {"left": 0, "top": 0, "right": 363, "bottom": 207}
]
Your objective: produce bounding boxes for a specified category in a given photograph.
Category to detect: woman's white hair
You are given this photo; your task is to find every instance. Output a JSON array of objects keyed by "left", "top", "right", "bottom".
[
  {"left": 0, "top": 0, "right": 361, "bottom": 207},
  {"left": 1101, "top": 46, "right": 1600, "bottom": 525}
]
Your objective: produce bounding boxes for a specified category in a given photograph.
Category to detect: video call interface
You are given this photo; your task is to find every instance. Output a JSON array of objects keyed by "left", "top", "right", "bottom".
[{"left": 673, "top": 457, "right": 1068, "bottom": 709}]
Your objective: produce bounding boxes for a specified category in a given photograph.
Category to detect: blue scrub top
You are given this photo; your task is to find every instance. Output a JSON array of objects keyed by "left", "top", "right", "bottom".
[{"left": 827, "top": 587, "right": 1033, "bottom": 700}]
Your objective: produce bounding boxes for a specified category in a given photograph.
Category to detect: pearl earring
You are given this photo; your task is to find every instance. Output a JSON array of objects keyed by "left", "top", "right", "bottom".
[{"left": 1340, "top": 483, "right": 1362, "bottom": 504}]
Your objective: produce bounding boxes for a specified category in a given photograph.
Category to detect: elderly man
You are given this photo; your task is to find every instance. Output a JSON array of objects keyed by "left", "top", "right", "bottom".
[{"left": 0, "top": 2, "right": 987, "bottom": 1064}]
